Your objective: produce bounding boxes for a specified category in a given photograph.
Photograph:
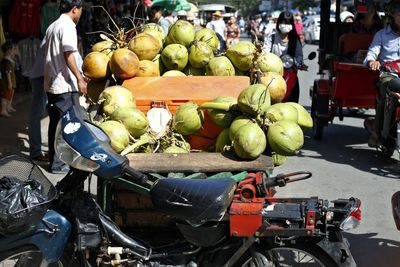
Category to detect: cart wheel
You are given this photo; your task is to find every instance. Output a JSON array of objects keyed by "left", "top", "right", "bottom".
[{"left": 313, "top": 118, "right": 324, "bottom": 140}]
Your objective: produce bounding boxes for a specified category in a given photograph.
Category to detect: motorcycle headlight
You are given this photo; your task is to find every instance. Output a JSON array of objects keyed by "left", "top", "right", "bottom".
[
  {"left": 55, "top": 121, "right": 100, "bottom": 172},
  {"left": 281, "top": 54, "right": 294, "bottom": 69}
]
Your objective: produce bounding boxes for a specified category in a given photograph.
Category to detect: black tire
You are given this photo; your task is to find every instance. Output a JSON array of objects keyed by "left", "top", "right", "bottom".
[
  {"left": 237, "top": 242, "right": 338, "bottom": 267},
  {"left": 313, "top": 117, "right": 324, "bottom": 140},
  {"left": 286, "top": 79, "right": 300, "bottom": 103},
  {"left": 0, "top": 245, "right": 74, "bottom": 267}
]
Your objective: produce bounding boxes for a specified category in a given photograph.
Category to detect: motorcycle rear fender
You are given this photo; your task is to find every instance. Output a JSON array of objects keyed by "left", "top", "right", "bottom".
[
  {"left": 391, "top": 191, "right": 400, "bottom": 230},
  {"left": 317, "top": 233, "right": 357, "bottom": 267}
]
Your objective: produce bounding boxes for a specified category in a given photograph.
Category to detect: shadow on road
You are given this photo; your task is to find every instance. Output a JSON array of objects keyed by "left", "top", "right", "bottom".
[
  {"left": 300, "top": 122, "right": 399, "bottom": 179},
  {"left": 345, "top": 232, "right": 400, "bottom": 267}
]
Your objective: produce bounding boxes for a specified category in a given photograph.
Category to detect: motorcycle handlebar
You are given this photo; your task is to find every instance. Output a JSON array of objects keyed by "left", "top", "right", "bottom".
[
  {"left": 264, "top": 171, "right": 312, "bottom": 188},
  {"left": 122, "top": 163, "right": 148, "bottom": 184}
]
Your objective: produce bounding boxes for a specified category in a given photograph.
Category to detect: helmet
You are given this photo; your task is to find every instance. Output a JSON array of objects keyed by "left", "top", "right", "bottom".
[{"left": 340, "top": 11, "right": 355, "bottom": 22}]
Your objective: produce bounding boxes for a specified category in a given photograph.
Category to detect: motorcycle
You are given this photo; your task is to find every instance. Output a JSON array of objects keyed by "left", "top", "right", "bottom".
[
  {"left": 281, "top": 52, "right": 316, "bottom": 103},
  {"left": 0, "top": 101, "right": 362, "bottom": 266}
]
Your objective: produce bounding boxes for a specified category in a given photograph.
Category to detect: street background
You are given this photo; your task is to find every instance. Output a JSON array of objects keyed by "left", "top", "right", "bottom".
[{"left": 0, "top": 43, "right": 399, "bottom": 266}]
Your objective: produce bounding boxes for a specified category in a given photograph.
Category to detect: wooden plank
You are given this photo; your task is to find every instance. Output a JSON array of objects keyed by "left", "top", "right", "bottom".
[{"left": 127, "top": 152, "right": 273, "bottom": 173}]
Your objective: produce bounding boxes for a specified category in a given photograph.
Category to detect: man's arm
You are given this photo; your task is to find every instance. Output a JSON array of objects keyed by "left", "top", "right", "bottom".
[
  {"left": 363, "top": 31, "right": 382, "bottom": 70},
  {"left": 64, "top": 51, "right": 87, "bottom": 95}
]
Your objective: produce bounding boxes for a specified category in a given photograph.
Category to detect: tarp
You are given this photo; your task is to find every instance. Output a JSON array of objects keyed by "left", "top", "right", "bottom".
[{"left": 152, "top": 0, "right": 191, "bottom": 11}]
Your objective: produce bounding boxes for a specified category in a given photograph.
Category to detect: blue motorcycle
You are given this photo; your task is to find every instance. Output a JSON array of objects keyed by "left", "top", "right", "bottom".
[{"left": 0, "top": 103, "right": 362, "bottom": 266}]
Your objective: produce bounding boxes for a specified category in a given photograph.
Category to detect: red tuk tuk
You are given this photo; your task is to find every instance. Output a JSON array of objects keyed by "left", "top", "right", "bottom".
[{"left": 310, "top": 0, "right": 381, "bottom": 139}]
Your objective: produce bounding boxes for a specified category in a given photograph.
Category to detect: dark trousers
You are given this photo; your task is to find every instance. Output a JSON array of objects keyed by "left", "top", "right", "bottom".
[
  {"left": 47, "top": 92, "right": 79, "bottom": 171},
  {"left": 373, "top": 75, "right": 394, "bottom": 137}
]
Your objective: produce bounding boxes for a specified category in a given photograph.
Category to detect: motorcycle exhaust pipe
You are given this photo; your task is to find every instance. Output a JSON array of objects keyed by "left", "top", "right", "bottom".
[{"left": 99, "top": 213, "right": 151, "bottom": 259}]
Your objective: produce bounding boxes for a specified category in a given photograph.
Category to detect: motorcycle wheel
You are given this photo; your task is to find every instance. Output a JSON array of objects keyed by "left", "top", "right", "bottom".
[
  {"left": 0, "top": 245, "right": 73, "bottom": 267},
  {"left": 237, "top": 243, "right": 337, "bottom": 267}
]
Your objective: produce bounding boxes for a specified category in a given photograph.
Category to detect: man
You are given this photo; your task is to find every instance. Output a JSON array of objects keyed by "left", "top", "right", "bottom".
[
  {"left": 150, "top": 6, "right": 171, "bottom": 35},
  {"left": 44, "top": 0, "right": 87, "bottom": 174},
  {"left": 207, "top": 11, "right": 226, "bottom": 51},
  {"left": 364, "top": 1, "right": 400, "bottom": 148}
]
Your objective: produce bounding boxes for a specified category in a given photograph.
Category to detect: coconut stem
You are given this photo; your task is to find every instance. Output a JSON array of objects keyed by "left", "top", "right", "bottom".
[{"left": 199, "top": 102, "right": 232, "bottom": 111}]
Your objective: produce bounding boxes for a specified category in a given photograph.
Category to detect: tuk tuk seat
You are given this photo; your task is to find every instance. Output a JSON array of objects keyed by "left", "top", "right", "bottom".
[{"left": 327, "top": 33, "right": 377, "bottom": 108}]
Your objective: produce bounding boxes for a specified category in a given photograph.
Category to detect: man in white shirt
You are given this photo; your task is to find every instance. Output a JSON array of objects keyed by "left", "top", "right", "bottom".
[
  {"left": 44, "top": 0, "right": 87, "bottom": 174},
  {"left": 207, "top": 11, "right": 226, "bottom": 52}
]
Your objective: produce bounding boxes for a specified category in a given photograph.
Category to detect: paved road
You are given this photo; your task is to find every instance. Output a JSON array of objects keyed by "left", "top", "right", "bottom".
[
  {"left": 276, "top": 44, "right": 400, "bottom": 267},
  {"left": 0, "top": 43, "right": 399, "bottom": 266}
]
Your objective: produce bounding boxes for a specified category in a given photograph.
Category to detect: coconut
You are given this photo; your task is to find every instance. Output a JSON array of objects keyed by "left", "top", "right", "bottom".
[
  {"left": 195, "top": 28, "right": 219, "bottom": 53},
  {"left": 215, "top": 128, "right": 231, "bottom": 152},
  {"left": 286, "top": 102, "right": 313, "bottom": 130},
  {"left": 142, "top": 24, "right": 165, "bottom": 46},
  {"left": 163, "top": 70, "right": 186, "bottom": 76},
  {"left": 152, "top": 54, "right": 165, "bottom": 75},
  {"left": 100, "top": 120, "right": 130, "bottom": 153},
  {"left": 207, "top": 96, "right": 238, "bottom": 128},
  {"left": 137, "top": 60, "right": 160, "bottom": 77},
  {"left": 109, "top": 48, "right": 140, "bottom": 79},
  {"left": 142, "top": 23, "right": 165, "bottom": 35},
  {"left": 258, "top": 52, "right": 284, "bottom": 76},
  {"left": 272, "top": 152, "right": 287, "bottom": 166},
  {"left": 161, "top": 44, "right": 189, "bottom": 71},
  {"left": 128, "top": 33, "right": 161, "bottom": 61},
  {"left": 173, "top": 102, "right": 204, "bottom": 135},
  {"left": 167, "top": 20, "right": 195, "bottom": 47},
  {"left": 233, "top": 124, "right": 266, "bottom": 159},
  {"left": 87, "top": 79, "right": 107, "bottom": 102},
  {"left": 260, "top": 72, "right": 287, "bottom": 103},
  {"left": 98, "top": 85, "right": 135, "bottom": 116},
  {"left": 82, "top": 52, "right": 110, "bottom": 80},
  {"left": 206, "top": 56, "right": 235, "bottom": 76},
  {"left": 183, "top": 65, "right": 205, "bottom": 76},
  {"left": 91, "top": 40, "right": 115, "bottom": 57},
  {"left": 163, "top": 145, "right": 189, "bottom": 153},
  {"left": 226, "top": 41, "right": 256, "bottom": 71},
  {"left": 265, "top": 103, "right": 298, "bottom": 123},
  {"left": 237, "top": 84, "right": 271, "bottom": 116},
  {"left": 111, "top": 107, "right": 149, "bottom": 138},
  {"left": 188, "top": 41, "right": 214, "bottom": 68},
  {"left": 267, "top": 120, "right": 304, "bottom": 156},
  {"left": 229, "top": 115, "right": 255, "bottom": 141}
]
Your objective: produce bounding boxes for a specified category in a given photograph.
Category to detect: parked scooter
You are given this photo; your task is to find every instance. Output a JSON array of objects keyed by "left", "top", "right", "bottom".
[
  {"left": 282, "top": 51, "right": 316, "bottom": 103},
  {"left": 0, "top": 102, "right": 361, "bottom": 266}
]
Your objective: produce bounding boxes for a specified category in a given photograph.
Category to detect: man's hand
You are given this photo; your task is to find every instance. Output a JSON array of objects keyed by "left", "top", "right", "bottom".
[
  {"left": 368, "top": 60, "right": 381, "bottom": 71},
  {"left": 77, "top": 78, "right": 87, "bottom": 96}
]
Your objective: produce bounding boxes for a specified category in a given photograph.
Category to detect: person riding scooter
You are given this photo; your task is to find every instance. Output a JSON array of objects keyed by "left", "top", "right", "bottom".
[
  {"left": 263, "top": 11, "right": 305, "bottom": 103},
  {"left": 364, "top": 1, "right": 400, "bottom": 148}
]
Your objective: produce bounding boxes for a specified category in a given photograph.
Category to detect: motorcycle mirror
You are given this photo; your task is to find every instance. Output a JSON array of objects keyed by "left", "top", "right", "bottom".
[{"left": 308, "top": 52, "right": 317, "bottom": 60}]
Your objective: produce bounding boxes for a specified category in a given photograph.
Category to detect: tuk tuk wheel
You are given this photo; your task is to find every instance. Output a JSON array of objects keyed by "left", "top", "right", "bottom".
[{"left": 313, "top": 118, "right": 324, "bottom": 140}]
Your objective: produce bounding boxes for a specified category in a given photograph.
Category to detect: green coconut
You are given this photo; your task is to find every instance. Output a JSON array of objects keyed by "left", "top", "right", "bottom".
[
  {"left": 258, "top": 52, "right": 284, "bottom": 76},
  {"left": 162, "top": 70, "right": 186, "bottom": 77},
  {"left": 183, "top": 65, "right": 205, "bottom": 76},
  {"left": 100, "top": 120, "right": 130, "bottom": 153},
  {"left": 206, "top": 56, "right": 235, "bottom": 76},
  {"left": 111, "top": 107, "right": 149, "bottom": 138},
  {"left": 265, "top": 103, "right": 299, "bottom": 123},
  {"left": 98, "top": 86, "right": 136, "bottom": 116},
  {"left": 161, "top": 44, "right": 189, "bottom": 71},
  {"left": 163, "top": 145, "right": 189, "bottom": 153},
  {"left": 91, "top": 40, "right": 115, "bottom": 57},
  {"left": 142, "top": 24, "right": 165, "bottom": 46},
  {"left": 207, "top": 96, "right": 239, "bottom": 128},
  {"left": 237, "top": 84, "right": 271, "bottom": 116},
  {"left": 189, "top": 41, "right": 214, "bottom": 68},
  {"left": 215, "top": 128, "right": 231, "bottom": 152},
  {"left": 142, "top": 23, "right": 165, "bottom": 35},
  {"left": 286, "top": 102, "right": 313, "bottom": 130},
  {"left": 152, "top": 54, "right": 166, "bottom": 75},
  {"left": 233, "top": 123, "right": 267, "bottom": 159},
  {"left": 226, "top": 41, "right": 256, "bottom": 71},
  {"left": 167, "top": 20, "right": 195, "bottom": 47},
  {"left": 194, "top": 28, "right": 219, "bottom": 53},
  {"left": 173, "top": 102, "right": 204, "bottom": 135},
  {"left": 260, "top": 72, "right": 287, "bottom": 104},
  {"left": 272, "top": 152, "right": 288, "bottom": 166},
  {"left": 267, "top": 120, "right": 304, "bottom": 156},
  {"left": 229, "top": 115, "right": 255, "bottom": 141}
]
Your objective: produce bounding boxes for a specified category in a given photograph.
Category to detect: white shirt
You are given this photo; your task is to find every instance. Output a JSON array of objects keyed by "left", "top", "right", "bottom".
[
  {"left": 44, "top": 14, "right": 79, "bottom": 94},
  {"left": 207, "top": 19, "right": 226, "bottom": 40}
]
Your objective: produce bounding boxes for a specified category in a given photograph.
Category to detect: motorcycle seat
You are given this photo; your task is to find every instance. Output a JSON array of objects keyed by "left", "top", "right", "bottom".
[
  {"left": 150, "top": 178, "right": 236, "bottom": 225},
  {"left": 388, "top": 78, "right": 400, "bottom": 93}
]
